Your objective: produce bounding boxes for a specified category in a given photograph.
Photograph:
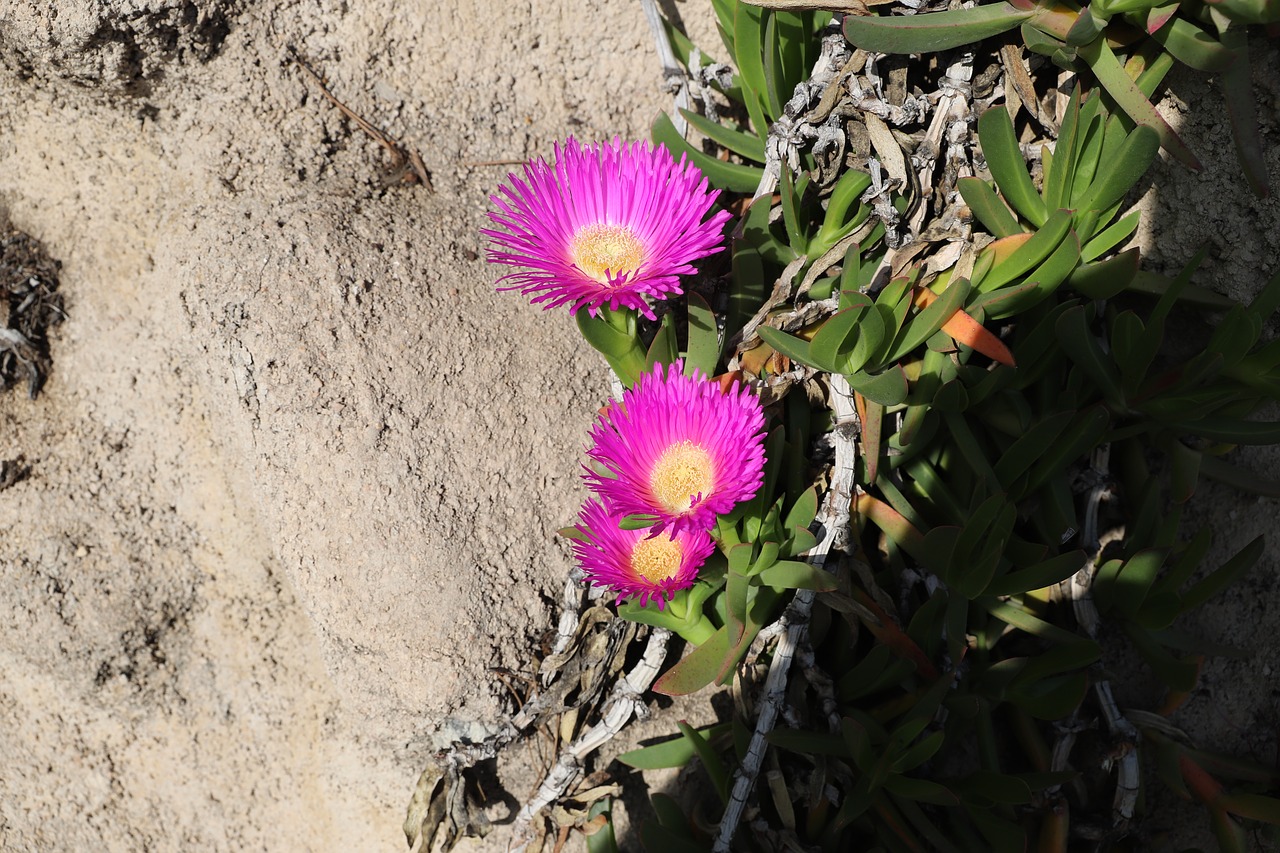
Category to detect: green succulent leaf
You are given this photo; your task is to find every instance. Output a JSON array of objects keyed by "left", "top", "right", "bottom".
[
  {"left": 653, "top": 111, "right": 764, "bottom": 193},
  {"left": 1181, "top": 535, "right": 1264, "bottom": 611},
  {"left": 886, "top": 279, "right": 972, "bottom": 362},
  {"left": 652, "top": 626, "right": 730, "bottom": 695},
  {"left": 958, "top": 177, "right": 1023, "bottom": 238},
  {"left": 1075, "top": 38, "right": 1201, "bottom": 170},
  {"left": 727, "top": 207, "right": 769, "bottom": 341},
  {"left": 976, "top": 209, "right": 1074, "bottom": 293},
  {"left": 1080, "top": 209, "right": 1140, "bottom": 262},
  {"left": 1056, "top": 306, "right": 1124, "bottom": 405},
  {"left": 1220, "top": 28, "right": 1271, "bottom": 197},
  {"left": 843, "top": 2, "right": 1032, "bottom": 54},
  {"left": 678, "top": 108, "right": 766, "bottom": 163},
  {"left": 684, "top": 292, "right": 720, "bottom": 377},
  {"left": 1111, "top": 549, "right": 1168, "bottom": 618},
  {"left": 984, "top": 229, "right": 1082, "bottom": 319},
  {"left": 811, "top": 306, "right": 867, "bottom": 371},
  {"left": 732, "top": 1, "right": 773, "bottom": 132},
  {"left": 1070, "top": 248, "right": 1140, "bottom": 299},
  {"left": 757, "top": 326, "right": 816, "bottom": 369},
  {"left": 1148, "top": 16, "right": 1235, "bottom": 72},
  {"left": 985, "top": 550, "right": 1089, "bottom": 597},
  {"left": 847, "top": 365, "right": 909, "bottom": 407},
  {"left": 884, "top": 773, "right": 958, "bottom": 805},
  {"left": 617, "top": 723, "right": 731, "bottom": 770},
  {"left": 757, "top": 560, "right": 837, "bottom": 591},
  {"left": 977, "top": 105, "right": 1048, "bottom": 227},
  {"left": 1074, "top": 125, "right": 1160, "bottom": 215},
  {"left": 784, "top": 486, "right": 819, "bottom": 530},
  {"left": 677, "top": 720, "right": 729, "bottom": 805},
  {"left": 648, "top": 313, "right": 679, "bottom": 368}
]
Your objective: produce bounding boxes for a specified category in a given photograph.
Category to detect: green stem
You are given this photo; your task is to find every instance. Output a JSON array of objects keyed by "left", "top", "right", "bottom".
[
  {"left": 576, "top": 307, "right": 650, "bottom": 387},
  {"left": 677, "top": 613, "right": 717, "bottom": 647}
]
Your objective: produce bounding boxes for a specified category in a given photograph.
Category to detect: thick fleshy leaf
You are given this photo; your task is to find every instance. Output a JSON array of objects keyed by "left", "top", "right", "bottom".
[
  {"left": 984, "top": 229, "right": 1082, "bottom": 319},
  {"left": 1168, "top": 438, "right": 1201, "bottom": 503},
  {"left": 653, "top": 112, "right": 764, "bottom": 193},
  {"left": 678, "top": 108, "right": 766, "bottom": 163},
  {"left": 886, "top": 774, "right": 958, "bottom": 807},
  {"left": 757, "top": 326, "right": 816, "bottom": 368},
  {"left": 757, "top": 560, "right": 838, "bottom": 591},
  {"left": 847, "top": 365, "right": 909, "bottom": 406},
  {"left": 677, "top": 721, "right": 729, "bottom": 805},
  {"left": 844, "top": 299, "right": 887, "bottom": 374},
  {"left": 784, "top": 486, "right": 819, "bottom": 531},
  {"left": 811, "top": 307, "right": 867, "bottom": 371},
  {"left": 1220, "top": 29, "right": 1271, "bottom": 197},
  {"left": 1220, "top": 793, "right": 1280, "bottom": 825},
  {"left": 727, "top": 207, "right": 769, "bottom": 341},
  {"left": 986, "top": 551, "right": 1090, "bottom": 597},
  {"left": 976, "top": 209, "right": 1074, "bottom": 292},
  {"left": 617, "top": 723, "right": 731, "bottom": 769},
  {"left": 684, "top": 292, "right": 719, "bottom": 377},
  {"left": 648, "top": 312, "right": 679, "bottom": 368},
  {"left": 857, "top": 391, "right": 884, "bottom": 486},
  {"left": 1069, "top": 247, "right": 1140, "bottom": 298},
  {"left": 652, "top": 625, "right": 731, "bottom": 695},
  {"left": 1111, "top": 548, "right": 1168, "bottom": 617},
  {"left": 1172, "top": 417, "right": 1280, "bottom": 445},
  {"left": 978, "top": 105, "right": 1048, "bottom": 227},
  {"left": 981, "top": 597, "right": 1086, "bottom": 645},
  {"left": 733, "top": 1, "right": 773, "bottom": 132},
  {"left": 1043, "top": 87, "right": 1085, "bottom": 210},
  {"left": 779, "top": 162, "right": 808, "bottom": 252},
  {"left": 886, "top": 279, "right": 972, "bottom": 362},
  {"left": 843, "top": 2, "right": 1032, "bottom": 53},
  {"left": 1199, "top": 452, "right": 1280, "bottom": 498},
  {"left": 857, "top": 494, "right": 927, "bottom": 561},
  {"left": 1148, "top": 16, "right": 1235, "bottom": 71},
  {"left": 1124, "top": 623, "right": 1198, "bottom": 691},
  {"left": 1182, "top": 535, "right": 1264, "bottom": 610},
  {"left": 1076, "top": 38, "right": 1201, "bottom": 170},
  {"left": 1009, "top": 671, "right": 1090, "bottom": 720},
  {"left": 1075, "top": 125, "right": 1161, "bottom": 215},
  {"left": 1056, "top": 305, "right": 1124, "bottom": 405},
  {"left": 957, "top": 176, "right": 1023, "bottom": 237}
]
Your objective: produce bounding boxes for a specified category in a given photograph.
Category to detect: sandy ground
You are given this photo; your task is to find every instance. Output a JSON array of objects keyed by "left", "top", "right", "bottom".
[
  {"left": 0, "top": 1, "right": 1275, "bottom": 850},
  {"left": 0, "top": 1, "right": 724, "bottom": 849}
]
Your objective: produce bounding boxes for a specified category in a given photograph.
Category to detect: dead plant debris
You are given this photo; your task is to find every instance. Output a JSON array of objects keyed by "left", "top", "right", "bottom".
[{"left": 1, "top": 221, "right": 64, "bottom": 399}]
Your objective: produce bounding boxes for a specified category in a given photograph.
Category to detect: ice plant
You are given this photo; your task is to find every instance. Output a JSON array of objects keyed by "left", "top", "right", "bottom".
[
  {"left": 571, "top": 498, "right": 716, "bottom": 609},
  {"left": 482, "top": 137, "right": 731, "bottom": 319},
  {"left": 585, "top": 361, "right": 766, "bottom": 535}
]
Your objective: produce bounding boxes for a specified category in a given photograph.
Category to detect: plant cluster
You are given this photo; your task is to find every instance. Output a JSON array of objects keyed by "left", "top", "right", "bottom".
[{"left": 411, "top": 2, "right": 1280, "bottom": 851}]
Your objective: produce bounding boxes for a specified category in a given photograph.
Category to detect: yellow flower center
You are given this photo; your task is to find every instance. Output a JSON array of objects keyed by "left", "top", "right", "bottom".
[
  {"left": 570, "top": 224, "right": 644, "bottom": 282},
  {"left": 650, "top": 440, "right": 714, "bottom": 515},
  {"left": 630, "top": 535, "right": 685, "bottom": 584}
]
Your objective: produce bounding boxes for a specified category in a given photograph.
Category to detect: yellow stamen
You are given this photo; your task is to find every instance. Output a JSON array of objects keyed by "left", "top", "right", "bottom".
[
  {"left": 650, "top": 440, "right": 714, "bottom": 515},
  {"left": 571, "top": 224, "right": 643, "bottom": 282},
  {"left": 630, "top": 535, "right": 684, "bottom": 583}
]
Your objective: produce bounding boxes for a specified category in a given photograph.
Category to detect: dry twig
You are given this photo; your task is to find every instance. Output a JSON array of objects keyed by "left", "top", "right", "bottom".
[
  {"left": 288, "top": 48, "right": 434, "bottom": 190},
  {"left": 713, "top": 374, "right": 859, "bottom": 851}
]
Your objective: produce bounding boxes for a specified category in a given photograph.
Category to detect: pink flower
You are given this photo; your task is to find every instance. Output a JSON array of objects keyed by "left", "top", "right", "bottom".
[
  {"left": 483, "top": 138, "right": 731, "bottom": 319},
  {"left": 571, "top": 498, "right": 716, "bottom": 608},
  {"left": 585, "top": 361, "right": 766, "bottom": 535}
]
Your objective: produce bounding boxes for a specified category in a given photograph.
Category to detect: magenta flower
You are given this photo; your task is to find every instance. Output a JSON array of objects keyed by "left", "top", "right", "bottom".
[
  {"left": 572, "top": 498, "right": 716, "bottom": 608},
  {"left": 585, "top": 361, "right": 767, "bottom": 535},
  {"left": 482, "top": 138, "right": 731, "bottom": 319}
]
